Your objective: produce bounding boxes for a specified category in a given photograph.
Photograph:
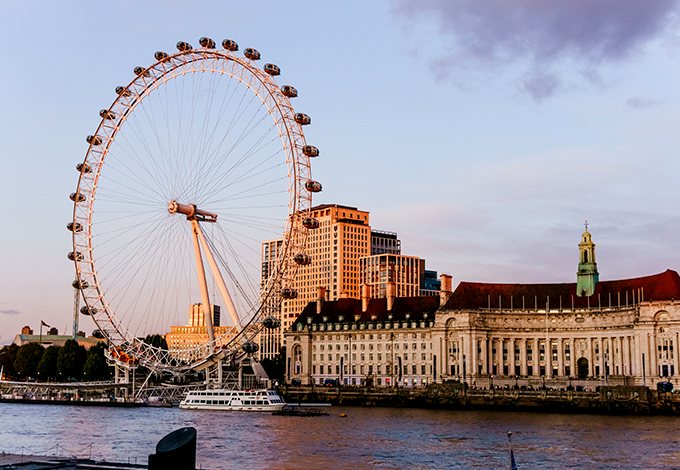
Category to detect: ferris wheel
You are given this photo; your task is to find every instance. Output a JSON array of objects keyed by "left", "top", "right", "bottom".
[{"left": 67, "top": 37, "right": 321, "bottom": 372}]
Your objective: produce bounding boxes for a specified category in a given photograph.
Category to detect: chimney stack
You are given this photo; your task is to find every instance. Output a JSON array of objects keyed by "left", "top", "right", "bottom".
[
  {"left": 440, "top": 274, "right": 452, "bottom": 307},
  {"left": 387, "top": 281, "right": 397, "bottom": 311},
  {"left": 316, "top": 286, "right": 326, "bottom": 314},
  {"left": 361, "top": 284, "right": 370, "bottom": 312}
]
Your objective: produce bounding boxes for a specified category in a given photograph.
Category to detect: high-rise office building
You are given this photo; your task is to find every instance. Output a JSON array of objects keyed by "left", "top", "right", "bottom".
[
  {"left": 371, "top": 230, "right": 401, "bottom": 255},
  {"left": 358, "top": 253, "right": 424, "bottom": 299}
]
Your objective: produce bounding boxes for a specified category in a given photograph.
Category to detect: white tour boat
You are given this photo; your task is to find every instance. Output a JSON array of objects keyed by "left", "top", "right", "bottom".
[{"left": 179, "top": 389, "right": 285, "bottom": 412}]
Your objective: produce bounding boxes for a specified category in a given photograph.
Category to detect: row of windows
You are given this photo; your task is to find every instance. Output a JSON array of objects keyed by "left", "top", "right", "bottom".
[
  {"left": 314, "top": 352, "right": 431, "bottom": 362},
  {"left": 313, "top": 364, "right": 430, "bottom": 375}
]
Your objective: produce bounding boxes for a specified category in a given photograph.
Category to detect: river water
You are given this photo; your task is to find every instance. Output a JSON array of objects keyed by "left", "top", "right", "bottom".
[{"left": 0, "top": 403, "right": 679, "bottom": 469}]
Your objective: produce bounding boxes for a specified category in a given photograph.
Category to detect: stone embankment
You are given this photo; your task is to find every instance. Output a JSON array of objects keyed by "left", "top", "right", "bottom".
[{"left": 280, "top": 384, "right": 680, "bottom": 415}]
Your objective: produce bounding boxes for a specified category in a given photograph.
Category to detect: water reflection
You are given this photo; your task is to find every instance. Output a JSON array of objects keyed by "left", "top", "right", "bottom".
[{"left": 0, "top": 404, "right": 678, "bottom": 469}]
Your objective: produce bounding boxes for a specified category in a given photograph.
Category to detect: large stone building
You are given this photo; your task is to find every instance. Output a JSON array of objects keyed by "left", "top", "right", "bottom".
[
  {"left": 166, "top": 304, "right": 235, "bottom": 360},
  {"left": 285, "top": 228, "right": 680, "bottom": 387}
]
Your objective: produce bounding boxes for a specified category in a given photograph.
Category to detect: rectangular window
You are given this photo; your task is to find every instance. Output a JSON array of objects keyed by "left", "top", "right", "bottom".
[
  {"left": 503, "top": 344, "right": 508, "bottom": 361},
  {"left": 514, "top": 344, "right": 520, "bottom": 362},
  {"left": 412, "top": 365, "right": 417, "bottom": 375},
  {"left": 539, "top": 343, "right": 545, "bottom": 361},
  {"left": 421, "top": 365, "right": 426, "bottom": 375},
  {"left": 565, "top": 343, "right": 571, "bottom": 361},
  {"left": 552, "top": 343, "right": 558, "bottom": 362},
  {"left": 527, "top": 344, "right": 533, "bottom": 361}
]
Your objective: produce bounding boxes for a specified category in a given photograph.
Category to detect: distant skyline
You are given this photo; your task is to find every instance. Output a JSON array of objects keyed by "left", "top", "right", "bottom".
[{"left": 2, "top": 0, "right": 680, "bottom": 344}]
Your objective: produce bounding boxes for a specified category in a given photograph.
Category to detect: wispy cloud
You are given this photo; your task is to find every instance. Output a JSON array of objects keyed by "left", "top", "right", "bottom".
[
  {"left": 626, "top": 97, "right": 664, "bottom": 108},
  {"left": 392, "top": 0, "right": 680, "bottom": 100},
  {"left": 0, "top": 309, "right": 20, "bottom": 315}
]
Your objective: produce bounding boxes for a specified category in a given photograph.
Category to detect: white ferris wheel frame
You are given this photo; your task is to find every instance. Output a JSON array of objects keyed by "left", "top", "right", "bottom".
[{"left": 70, "top": 43, "right": 312, "bottom": 372}]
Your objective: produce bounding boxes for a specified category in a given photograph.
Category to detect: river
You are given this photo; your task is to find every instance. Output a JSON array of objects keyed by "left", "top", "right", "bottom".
[{"left": 0, "top": 403, "right": 678, "bottom": 469}]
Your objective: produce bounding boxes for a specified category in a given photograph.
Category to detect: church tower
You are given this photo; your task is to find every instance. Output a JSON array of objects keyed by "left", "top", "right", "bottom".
[{"left": 576, "top": 223, "right": 599, "bottom": 297}]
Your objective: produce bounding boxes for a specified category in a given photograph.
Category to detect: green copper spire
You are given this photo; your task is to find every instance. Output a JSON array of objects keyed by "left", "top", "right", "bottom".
[{"left": 576, "top": 221, "right": 599, "bottom": 297}]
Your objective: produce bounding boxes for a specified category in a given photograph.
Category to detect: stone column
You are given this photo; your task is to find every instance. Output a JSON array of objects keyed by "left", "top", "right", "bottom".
[
  {"left": 622, "top": 336, "right": 630, "bottom": 377},
  {"left": 557, "top": 338, "right": 564, "bottom": 377},
  {"left": 569, "top": 338, "right": 575, "bottom": 377},
  {"left": 509, "top": 337, "right": 515, "bottom": 376},
  {"left": 587, "top": 337, "right": 593, "bottom": 376},
  {"left": 674, "top": 332, "right": 680, "bottom": 377},
  {"left": 533, "top": 338, "right": 540, "bottom": 376},
  {"left": 520, "top": 338, "right": 528, "bottom": 376}
]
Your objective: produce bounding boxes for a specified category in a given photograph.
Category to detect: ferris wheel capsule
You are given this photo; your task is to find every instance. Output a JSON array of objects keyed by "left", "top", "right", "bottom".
[
  {"left": 76, "top": 163, "right": 92, "bottom": 174},
  {"left": 80, "top": 306, "right": 97, "bottom": 316},
  {"left": 281, "top": 287, "right": 298, "bottom": 299},
  {"left": 70, "top": 192, "right": 86, "bottom": 203},
  {"left": 302, "top": 145, "right": 319, "bottom": 157},
  {"left": 68, "top": 251, "right": 84, "bottom": 261},
  {"left": 242, "top": 341, "right": 259, "bottom": 354},
  {"left": 199, "top": 37, "right": 216, "bottom": 49},
  {"left": 99, "top": 109, "right": 116, "bottom": 120},
  {"left": 133, "top": 66, "right": 150, "bottom": 77},
  {"left": 302, "top": 217, "right": 320, "bottom": 229},
  {"left": 154, "top": 51, "right": 168, "bottom": 61},
  {"left": 72, "top": 279, "right": 89, "bottom": 289},
  {"left": 294, "top": 253, "right": 312, "bottom": 265},
  {"left": 222, "top": 39, "right": 238, "bottom": 51},
  {"left": 115, "top": 86, "right": 132, "bottom": 97},
  {"left": 176, "top": 41, "right": 192, "bottom": 51},
  {"left": 264, "top": 63, "right": 280, "bottom": 76},
  {"left": 67, "top": 222, "right": 83, "bottom": 232},
  {"left": 281, "top": 85, "right": 297, "bottom": 98},
  {"left": 305, "top": 180, "right": 322, "bottom": 193},
  {"left": 86, "top": 135, "right": 102, "bottom": 146},
  {"left": 295, "top": 113, "right": 311, "bottom": 125},
  {"left": 244, "top": 48, "right": 260, "bottom": 60},
  {"left": 262, "top": 317, "right": 281, "bottom": 329}
]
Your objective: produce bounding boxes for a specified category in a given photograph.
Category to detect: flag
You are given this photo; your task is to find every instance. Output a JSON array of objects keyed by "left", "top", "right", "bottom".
[{"left": 41, "top": 320, "right": 50, "bottom": 327}]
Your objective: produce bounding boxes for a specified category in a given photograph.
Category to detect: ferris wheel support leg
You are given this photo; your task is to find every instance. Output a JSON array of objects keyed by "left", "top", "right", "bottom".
[
  {"left": 194, "top": 221, "right": 242, "bottom": 332},
  {"left": 72, "top": 287, "right": 80, "bottom": 340},
  {"left": 191, "top": 220, "right": 215, "bottom": 343}
]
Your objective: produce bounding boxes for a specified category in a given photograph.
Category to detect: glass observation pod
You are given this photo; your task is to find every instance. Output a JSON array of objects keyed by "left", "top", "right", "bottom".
[
  {"left": 86, "top": 135, "right": 102, "bottom": 146},
  {"left": 68, "top": 251, "right": 84, "bottom": 261},
  {"left": 133, "top": 66, "right": 149, "bottom": 77},
  {"left": 294, "top": 113, "right": 311, "bottom": 125},
  {"left": 303, "top": 217, "right": 320, "bottom": 229},
  {"left": 244, "top": 48, "right": 261, "bottom": 60},
  {"left": 76, "top": 163, "right": 92, "bottom": 173},
  {"left": 242, "top": 341, "right": 259, "bottom": 354},
  {"left": 222, "top": 39, "right": 238, "bottom": 51},
  {"left": 264, "top": 63, "right": 280, "bottom": 76},
  {"left": 281, "top": 85, "right": 297, "bottom": 98},
  {"left": 305, "top": 180, "right": 322, "bottom": 193},
  {"left": 70, "top": 192, "right": 86, "bottom": 202},
  {"left": 80, "top": 306, "right": 96, "bottom": 315},
  {"left": 179, "top": 389, "right": 286, "bottom": 412},
  {"left": 302, "top": 145, "right": 319, "bottom": 157},
  {"left": 99, "top": 109, "right": 116, "bottom": 120},
  {"left": 154, "top": 51, "right": 168, "bottom": 61},
  {"left": 72, "top": 279, "right": 89, "bottom": 289},
  {"left": 176, "top": 41, "right": 192, "bottom": 51},
  {"left": 294, "top": 253, "right": 312, "bottom": 265},
  {"left": 199, "top": 37, "right": 216, "bottom": 48},
  {"left": 281, "top": 287, "right": 298, "bottom": 299},
  {"left": 67, "top": 222, "right": 83, "bottom": 232},
  {"left": 115, "top": 86, "right": 132, "bottom": 97},
  {"left": 262, "top": 317, "right": 281, "bottom": 329}
]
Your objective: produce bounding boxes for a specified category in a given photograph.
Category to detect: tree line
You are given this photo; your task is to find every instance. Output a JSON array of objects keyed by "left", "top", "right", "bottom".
[{"left": 0, "top": 340, "right": 111, "bottom": 382}]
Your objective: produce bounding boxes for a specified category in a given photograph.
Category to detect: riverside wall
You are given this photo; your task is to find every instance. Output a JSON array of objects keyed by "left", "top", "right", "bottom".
[{"left": 279, "top": 384, "right": 680, "bottom": 415}]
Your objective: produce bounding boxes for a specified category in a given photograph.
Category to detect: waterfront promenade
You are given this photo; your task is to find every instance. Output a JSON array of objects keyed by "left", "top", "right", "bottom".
[{"left": 281, "top": 383, "right": 680, "bottom": 415}]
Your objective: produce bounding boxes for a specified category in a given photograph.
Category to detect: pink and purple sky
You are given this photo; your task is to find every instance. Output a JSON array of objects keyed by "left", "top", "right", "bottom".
[{"left": 1, "top": 0, "right": 680, "bottom": 344}]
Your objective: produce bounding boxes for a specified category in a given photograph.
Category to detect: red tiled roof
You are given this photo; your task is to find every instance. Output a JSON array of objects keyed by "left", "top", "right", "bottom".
[
  {"left": 444, "top": 269, "right": 680, "bottom": 310},
  {"left": 293, "top": 296, "right": 441, "bottom": 326}
]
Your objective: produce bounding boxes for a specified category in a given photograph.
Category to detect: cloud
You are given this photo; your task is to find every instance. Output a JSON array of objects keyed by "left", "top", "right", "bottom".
[
  {"left": 0, "top": 309, "right": 20, "bottom": 315},
  {"left": 626, "top": 97, "right": 664, "bottom": 108},
  {"left": 392, "top": 0, "right": 680, "bottom": 100}
]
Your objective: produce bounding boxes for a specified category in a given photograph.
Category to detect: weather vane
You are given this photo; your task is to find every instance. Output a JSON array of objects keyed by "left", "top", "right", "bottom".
[{"left": 584, "top": 220, "right": 588, "bottom": 230}]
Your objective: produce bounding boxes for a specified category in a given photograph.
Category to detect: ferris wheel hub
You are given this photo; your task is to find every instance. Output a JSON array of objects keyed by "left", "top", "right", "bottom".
[{"left": 168, "top": 200, "right": 218, "bottom": 223}]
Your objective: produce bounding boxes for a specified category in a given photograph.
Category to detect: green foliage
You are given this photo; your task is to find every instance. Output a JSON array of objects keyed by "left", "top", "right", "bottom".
[
  {"left": 38, "top": 345, "right": 61, "bottom": 381},
  {"left": 13, "top": 342, "right": 45, "bottom": 379},
  {"left": 0, "top": 344, "right": 20, "bottom": 380},
  {"left": 144, "top": 334, "right": 168, "bottom": 350},
  {"left": 83, "top": 342, "right": 111, "bottom": 381},
  {"left": 57, "top": 339, "right": 87, "bottom": 380}
]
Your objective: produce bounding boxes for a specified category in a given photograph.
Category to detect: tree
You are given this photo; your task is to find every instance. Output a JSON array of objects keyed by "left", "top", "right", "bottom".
[
  {"left": 57, "top": 339, "right": 86, "bottom": 380},
  {"left": 144, "top": 334, "right": 168, "bottom": 350},
  {"left": 13, "top": 343, "right": 45, "bottom": 380},
  {"left": 0, "top": 344, "right": 19, "bottom": 380},
  {"left": 84, "top": 342, "right": 111, "bottom": 381},
  {"left": 38, "top": 345, "right": 61, "bottom": 381}
]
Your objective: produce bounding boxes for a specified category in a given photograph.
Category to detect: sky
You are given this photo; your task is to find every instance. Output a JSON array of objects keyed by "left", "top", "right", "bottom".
[{"left": 2, "top": 0, "right": 680, "bottom": 345}]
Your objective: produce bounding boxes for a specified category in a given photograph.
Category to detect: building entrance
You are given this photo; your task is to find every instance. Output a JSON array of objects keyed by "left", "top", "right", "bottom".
[{"left": 577, "top": 357, "right": 589, "bottom": 379}]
